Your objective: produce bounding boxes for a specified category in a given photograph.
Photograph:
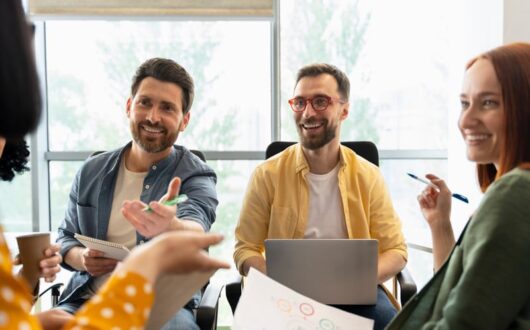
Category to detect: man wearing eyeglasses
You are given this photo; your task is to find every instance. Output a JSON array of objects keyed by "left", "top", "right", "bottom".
[{"left": 234, "top": 63, "right": 407, "bottom": 330}]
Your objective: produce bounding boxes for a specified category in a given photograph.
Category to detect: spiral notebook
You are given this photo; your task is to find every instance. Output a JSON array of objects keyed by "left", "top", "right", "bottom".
[{"left": 74, "top": 233, "right": 130, "bottom": 261}]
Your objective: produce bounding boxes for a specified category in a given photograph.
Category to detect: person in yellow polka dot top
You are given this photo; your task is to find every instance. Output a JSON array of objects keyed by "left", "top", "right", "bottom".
[
  {"left": 0, "top": 1, "right": 230, "bottom": 329},
  {"left": 1, "top": 227, "right": 228, "bottom": 330}
]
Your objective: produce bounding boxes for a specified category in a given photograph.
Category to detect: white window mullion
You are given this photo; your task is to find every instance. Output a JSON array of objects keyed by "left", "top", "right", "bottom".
[{"left": 31, "top": 21, "right": 51, "bottom": 232}]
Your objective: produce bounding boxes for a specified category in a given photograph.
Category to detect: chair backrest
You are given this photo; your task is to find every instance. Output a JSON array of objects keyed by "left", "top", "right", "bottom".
[
  {"left": 190, "top": 149, "right": 206, "bottom": 162},
  {"left": 265, "top": 141, "right": 379, "bottom": 166}
]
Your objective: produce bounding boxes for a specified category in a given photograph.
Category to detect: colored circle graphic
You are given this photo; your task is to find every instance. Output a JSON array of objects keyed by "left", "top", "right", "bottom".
[
  {"left": 319, "top": 318, "right": 336, "bottom": 330},
  {"left": 277, "top": 299, "right": 292, "bottom": 313},
  {"left": 299, "top": 303, "right": 315, "bottom": 316}
]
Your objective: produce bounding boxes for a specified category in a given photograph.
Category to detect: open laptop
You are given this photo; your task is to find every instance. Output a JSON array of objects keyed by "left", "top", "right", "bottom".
[{"left": 265, "top": 239, "right": 378, "bottom": 305}]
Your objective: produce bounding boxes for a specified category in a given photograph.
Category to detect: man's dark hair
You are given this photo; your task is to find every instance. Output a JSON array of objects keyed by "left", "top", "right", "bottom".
[
  {"left": 296, "top": 63, "right": 350, "bottom": 101},
  {"left": 0, "top": 0, "right": 42, "bottom": 139},
  {"left": 130, "top": 58, "right": 195, "bottom": 114},
  {"left": 0, "top": 139, "right": 30, "bottom": 182}
]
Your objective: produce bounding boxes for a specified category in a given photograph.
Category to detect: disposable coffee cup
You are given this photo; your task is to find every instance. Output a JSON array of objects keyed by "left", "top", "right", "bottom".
[{"left": 16, "top": 232, "right": 51, "bottom": 289}]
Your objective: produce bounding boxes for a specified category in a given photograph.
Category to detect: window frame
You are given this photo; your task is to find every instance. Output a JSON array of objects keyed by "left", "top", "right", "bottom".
[{"left": 28, "top": 0, "right": 443, "bottom": 251}]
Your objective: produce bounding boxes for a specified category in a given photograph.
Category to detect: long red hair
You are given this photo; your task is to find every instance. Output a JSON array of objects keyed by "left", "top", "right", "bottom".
[{"left": 465, "top": 43, "right": 530, "bottom": 191}]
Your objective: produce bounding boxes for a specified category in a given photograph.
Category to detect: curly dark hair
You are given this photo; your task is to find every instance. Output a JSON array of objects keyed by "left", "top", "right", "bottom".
[{"left": 0, "top": 139, "right": 30, "bottom": 181}]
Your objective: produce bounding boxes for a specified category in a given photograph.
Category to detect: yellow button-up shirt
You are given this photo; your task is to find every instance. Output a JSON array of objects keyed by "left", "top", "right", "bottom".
[{"left": 234, "top": 143, "right": 407, "bottom": 273}]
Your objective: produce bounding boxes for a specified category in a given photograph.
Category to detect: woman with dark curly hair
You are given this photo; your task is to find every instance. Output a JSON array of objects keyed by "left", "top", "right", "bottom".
[{"left": 0, "top": 139, "right": 30, "bottom": 182}]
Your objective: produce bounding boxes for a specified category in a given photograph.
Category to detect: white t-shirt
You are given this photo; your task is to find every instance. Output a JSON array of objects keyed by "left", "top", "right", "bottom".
[
  {"left": 91, "top": 158, "right": 146, "bottom": 291},
  {"left": 304, "top": 164, "right": 348, "bottom": 239}
]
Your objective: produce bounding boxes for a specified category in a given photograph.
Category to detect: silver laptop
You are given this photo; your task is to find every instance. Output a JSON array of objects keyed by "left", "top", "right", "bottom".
[{"left": 265, "top": 239, "right": 378, "bottom": 305}]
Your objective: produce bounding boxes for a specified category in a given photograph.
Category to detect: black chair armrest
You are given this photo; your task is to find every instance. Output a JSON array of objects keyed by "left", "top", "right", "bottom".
[
  {"left": 225, "top": 273, "right": 243, "bottom": 315},
  {"left": 38, "top": 283, "right": 64, "bottom": 306},
  {"left": 397, "top": 267, "right": 417, "bottom": 306},
  {"left": 196, "top": 281, "right": 224, "bottom": 330}
]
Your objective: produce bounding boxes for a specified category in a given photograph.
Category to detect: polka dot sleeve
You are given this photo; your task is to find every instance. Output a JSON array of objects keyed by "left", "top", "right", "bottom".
[
  {"left": 63, "top": 270, "right": 154, "bottom": 330},
  {"left": 1, "top": 229, "right": 154, "bottom": 330},
  {"left": 0, "top": 230, "right": 41, "bottom": 330}
]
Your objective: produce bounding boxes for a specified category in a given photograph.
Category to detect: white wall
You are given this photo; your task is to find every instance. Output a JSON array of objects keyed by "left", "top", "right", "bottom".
[
  {"left": 447, "top": 0, "right": 530, "bottom": 235},
  {"left": 504, "top": 0, "right": 530, "bottom": 43},
  {"left": 446, "top": 0, "right": 502, "bottom": 235}
]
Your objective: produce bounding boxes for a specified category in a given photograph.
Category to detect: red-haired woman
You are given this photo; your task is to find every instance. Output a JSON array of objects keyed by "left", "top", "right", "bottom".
[{"left": 388, "top": 43, "right": 530, "bottom": 329}]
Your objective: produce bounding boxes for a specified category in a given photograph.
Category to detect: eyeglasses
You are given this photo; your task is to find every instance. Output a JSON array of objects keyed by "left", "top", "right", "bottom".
[{"left": 288, "top": 95, "right": 345, "bottom": 112}]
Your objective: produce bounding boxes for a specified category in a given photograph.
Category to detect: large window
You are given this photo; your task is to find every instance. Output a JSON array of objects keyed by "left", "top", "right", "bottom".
[
  {"left": 0, "top": 171, "right": 32, "bottom": 231},
  {"left": 280, "top": 0, "right": 450, "bottom": 150},
  {"left": 0, "top": 0, "right": 504, "bottom": 326},
  {"left": 46, "top": 21, "right": 271, "bottom": 152}
]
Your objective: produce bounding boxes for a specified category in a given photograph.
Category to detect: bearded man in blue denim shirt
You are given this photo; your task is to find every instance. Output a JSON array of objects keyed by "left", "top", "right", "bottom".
[{"left": 55, "top": 58, "right": 217, "bottom": 330}]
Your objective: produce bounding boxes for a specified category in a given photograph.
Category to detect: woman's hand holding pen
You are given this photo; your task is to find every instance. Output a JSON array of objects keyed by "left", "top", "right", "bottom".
[
  {"left": 417, "top": 174, "right": 452, "bottom": 229},
  {"left": 417, "top": 174, "right": 456, "bottom": 271}
]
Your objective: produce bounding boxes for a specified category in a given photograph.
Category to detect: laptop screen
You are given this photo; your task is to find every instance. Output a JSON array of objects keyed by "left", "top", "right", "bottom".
[{"left": 265, "top": 239, "right": 378, "bottom": 305}]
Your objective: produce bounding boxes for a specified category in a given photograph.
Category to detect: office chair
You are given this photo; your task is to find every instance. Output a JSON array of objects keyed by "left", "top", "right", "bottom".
[
  {"left": 189, "top": 149, "right": 222, "bottom": 329},
  {"left": 226, "top": 141, "right": 417, "bottom": 314},
  {"left": 189, "top": 149, "right": 206, "bottom": 163},
  {"left": 266, "top": 141, "right": 379, "bottom": 165},
  {"left": 47, "top": 148, "right": 220, "bottom": 330},
  {"left": 38, "top": 283, "right": 63, "bottom": 306}
]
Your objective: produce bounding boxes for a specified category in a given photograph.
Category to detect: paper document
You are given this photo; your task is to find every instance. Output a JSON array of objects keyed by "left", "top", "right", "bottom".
[
  {"left": 233, "top": 269, "right": 374, "bottom": 330},
  {"left": 145, "top": 270, "right": 215, "bottom": 330}
]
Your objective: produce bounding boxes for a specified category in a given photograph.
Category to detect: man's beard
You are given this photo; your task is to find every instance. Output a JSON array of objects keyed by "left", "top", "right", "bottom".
[
  {"left": 296, "top": 117, "right": 337, "bottom": 150},
  {"left": 130, "top": 121, "right": 178, "bottom": 153}
]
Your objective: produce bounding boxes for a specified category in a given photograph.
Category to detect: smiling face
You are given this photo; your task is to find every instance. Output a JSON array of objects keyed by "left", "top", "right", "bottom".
[
  {"left": 459, "top": 58, "right": 506, "bottom": 166},
  {"left": 127, "top": 77, "right": 189, "bottom": 154},
  {"left": 293, "top": 74, "right": 349, "bottom": 150}
]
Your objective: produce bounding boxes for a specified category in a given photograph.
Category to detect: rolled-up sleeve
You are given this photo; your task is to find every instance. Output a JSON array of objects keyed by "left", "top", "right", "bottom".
[
  {"left": 369, "top": 169, "right": 408, "bottom": 261},
  {"left": 178, "top": 171, "right": 218, "bottom": 231}
]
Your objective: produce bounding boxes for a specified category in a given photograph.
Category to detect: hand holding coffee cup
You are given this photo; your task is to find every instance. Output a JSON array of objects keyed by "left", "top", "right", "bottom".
[
  {"left": 16, "top": 233, "right": 60, "bottom": 289},
  {"left": 39, "top": 243, "right": 62, "bottom": 283}
]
